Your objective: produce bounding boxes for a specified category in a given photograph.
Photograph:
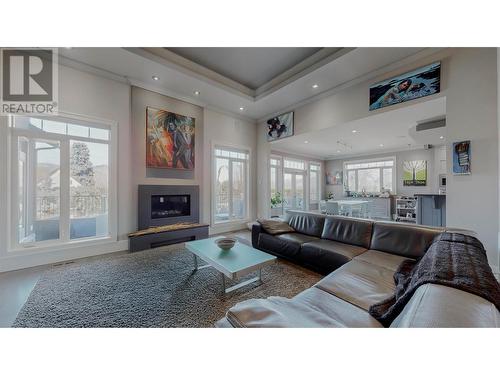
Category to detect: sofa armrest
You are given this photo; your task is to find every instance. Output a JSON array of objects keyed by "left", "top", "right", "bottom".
[{"left": 252, "top": 223, "right": 263, "bottom": 248}]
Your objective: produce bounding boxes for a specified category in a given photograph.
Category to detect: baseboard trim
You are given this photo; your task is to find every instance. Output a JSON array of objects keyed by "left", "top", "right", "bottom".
[{"left": 0, "top": 240, "right": 129, "bottom": 273}]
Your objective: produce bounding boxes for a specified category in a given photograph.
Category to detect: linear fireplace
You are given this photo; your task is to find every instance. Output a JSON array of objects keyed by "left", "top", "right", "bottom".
[
  {"left": 138, "top": 185, "right": 199, "bottom": 230},
  {"left": 151, "top": 194, "right": 191, "bottom": 219}
]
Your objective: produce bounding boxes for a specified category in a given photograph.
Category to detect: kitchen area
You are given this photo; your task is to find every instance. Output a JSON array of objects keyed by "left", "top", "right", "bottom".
[{"left": 323, "top": 144, "right": 447, "bottom": 226}]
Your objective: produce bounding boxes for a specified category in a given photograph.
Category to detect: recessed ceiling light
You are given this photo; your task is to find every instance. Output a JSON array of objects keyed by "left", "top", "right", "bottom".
[
  {"left": 337, "top": 150, "right": 341, "bottom": 153},
  {"left": 379, "top": 144, "right": 384, "bottom": 147},
  {"left": 440, "top": 136, "right": 444, "bottom": 139},
  {"left": 312, "top": 84, "right": 319, "bottom": 89},
  {"left": 152, "top": 75, "right": 159, "bottom": 81},
  {"left": 304, "top": 140, "right": 309, "bottom": 144},
  {"left": 352, "top": 130, "right": 358, "bottom": 133},
  {"left": 194, "top": 90, "right": 200, "bottom": 96},
  {"left": 239, "top": 107, "right": 244, "bottom": 111}
]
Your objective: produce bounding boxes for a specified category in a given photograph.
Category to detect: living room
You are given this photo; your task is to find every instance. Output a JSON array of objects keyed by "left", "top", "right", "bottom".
[{"left": 1, "top": 2, "right": 499, "bottom": 374}]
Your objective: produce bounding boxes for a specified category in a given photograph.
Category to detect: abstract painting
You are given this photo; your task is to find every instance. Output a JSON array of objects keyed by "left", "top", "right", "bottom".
[
  {"left": 369, "top": 62, "right": 441, "bottom": 111},
  {"left": 146, "top": 107, "right": 195, "bottom": 169},
  {"left": 453, "top": 140, "right": 471, "bottom": 175},
  {"left": 267, "top": 111, "right": 294, "bottom": 141},
  {"left": 403, "top": 160, "right": 427, "bottom": 186},
  {"left": 326, "top": 171, "right": 343, "bottom": 185}
]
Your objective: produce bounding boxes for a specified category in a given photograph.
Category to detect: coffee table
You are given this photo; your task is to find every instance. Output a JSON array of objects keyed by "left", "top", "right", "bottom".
[{"left": 185, "top": 237, "right": 277, "bottom": 294}]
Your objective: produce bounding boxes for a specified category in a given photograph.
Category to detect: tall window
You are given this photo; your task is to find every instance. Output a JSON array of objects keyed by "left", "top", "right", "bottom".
[
  {"left": 269, "top": 155, "right": 321, "bottom": 213},
  {"left": 10, "top": 116, "right": 114, "bottom": 248},
  {"left": 213, "top": 146, "right": 249, "bottom": 223},
  {"left": 309, "top": 163, "right": 321, "bottom": 204},
  {"left": 344, "top": 157, "right": 395, "bottom": 194}
]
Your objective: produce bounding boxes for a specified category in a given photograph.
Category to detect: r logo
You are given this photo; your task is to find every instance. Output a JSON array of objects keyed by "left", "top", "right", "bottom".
[{"left": 2, "top": 49, "right": 54, "bottom": 102}]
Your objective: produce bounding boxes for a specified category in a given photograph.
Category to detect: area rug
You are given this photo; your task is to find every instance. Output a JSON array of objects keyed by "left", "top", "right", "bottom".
[{"left": 12, "top": 245, "right": 321, "bottom": 327}]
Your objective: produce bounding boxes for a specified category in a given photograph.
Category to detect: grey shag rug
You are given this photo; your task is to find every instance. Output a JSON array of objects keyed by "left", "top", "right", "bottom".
[{"left": 13, "top": 245, "right": 321, "bottom": 327}]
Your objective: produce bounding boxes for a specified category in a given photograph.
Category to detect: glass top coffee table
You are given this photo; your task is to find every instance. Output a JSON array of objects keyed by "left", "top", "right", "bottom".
[{"left": 185, "top": 237, "right": 277, "bottom": 294}]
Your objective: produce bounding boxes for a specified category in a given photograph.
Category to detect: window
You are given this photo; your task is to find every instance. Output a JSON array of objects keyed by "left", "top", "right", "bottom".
[
  {"left": 269, "top": 155, "right": 321, "bottom": 213},
  {"left": 10, "top": 115, "right": 115, "bottom": 249},
  {"left": 213, "top": 145, "right": 249, "bottom": 223},
  {"left": 309, "top": 163, "right": 321, "bottom": 204},
  {"left": 344, "top": 157, "right": 395, "bottom": 194}
]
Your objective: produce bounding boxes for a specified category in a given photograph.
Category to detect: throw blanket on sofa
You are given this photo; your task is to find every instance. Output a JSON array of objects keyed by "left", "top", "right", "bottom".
[{"left": 369, "top": 233, "right": 500, "bottom": 327}]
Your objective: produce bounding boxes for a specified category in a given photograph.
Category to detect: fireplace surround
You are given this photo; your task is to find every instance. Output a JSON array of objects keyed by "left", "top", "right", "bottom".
[
  {"left": 138, "top": 185, "right": 200, "bottom": 230},
  {"left": 131, "top": 185, "right": 207, "bottom": 252}
]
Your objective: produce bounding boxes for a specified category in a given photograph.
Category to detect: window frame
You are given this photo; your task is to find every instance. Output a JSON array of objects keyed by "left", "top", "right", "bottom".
[
  {"left": 7, "top": 112, "right": 118, "bottom": 252},
  {"left": 211, "top": 143, "right": 251, "bottom": 226},
  {"left": 343, "top": 156, "right": 396, "bottom": 195},
  {"left": 269, "top": 154, "right": 322, "bottom": 214},
  {"left": 309, "top": 162, "right": 321, "bottom": 205}
]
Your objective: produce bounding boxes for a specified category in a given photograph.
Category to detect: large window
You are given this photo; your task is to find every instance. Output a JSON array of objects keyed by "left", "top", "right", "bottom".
[
  {"left": 269, "top": 155, "right": 321, "bottom": 214},
  {"left": 344, "top": 157, "right": 395, "bottom": 194},
  {"left": 213, "top": 146, "right": 249, "bottom": 224},
  {"left": 10, "top": 115, "right": 115, "bottom": 249}
]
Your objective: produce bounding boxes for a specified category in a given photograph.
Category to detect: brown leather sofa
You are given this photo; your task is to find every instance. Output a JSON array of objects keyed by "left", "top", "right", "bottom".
[{"left": 216, "top": 211, "right": 500, "bottom": 327}]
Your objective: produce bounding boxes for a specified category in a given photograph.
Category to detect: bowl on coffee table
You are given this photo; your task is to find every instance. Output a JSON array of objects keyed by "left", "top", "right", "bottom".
[{"left": 215, "top": 237, "right": 237, "bottom": 251}]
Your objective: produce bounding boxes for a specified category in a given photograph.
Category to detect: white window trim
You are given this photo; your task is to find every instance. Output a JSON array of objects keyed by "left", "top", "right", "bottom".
[
  {"left": 269, "top": 154, "right": 322, "bottom": 213},
  {"left": 211, "top": 142, "right": 251, "bottom": 226},
  {"left": 309, "top": 161, "right": 321, "bottom": 205},
  {"left": 343, "top": 156, "right": 396, "bottom": 194},
  {"left": 7, "top": 111, "right": 118, "bottom": 252}
]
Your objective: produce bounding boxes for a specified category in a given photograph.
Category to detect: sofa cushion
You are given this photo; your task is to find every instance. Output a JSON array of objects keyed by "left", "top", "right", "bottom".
[
  {"left": 315, "top": 259, "right": 396, "bottom": 310},
  {"left": 257, "top": 219, "right": 295, "bottom": 235},
  {"left": 225, "top": 295, "right": 353, "bottom": 328},
  {"left": 353, "top": 250, "right": 411, "bottom": 272},
  {"left": 390, "top": 284, "right": 500, "bottom": 328},
  {"left": 257, "top": 232, "right": 302, "bottom": 258},
  {"left": 276, "top": 232, "right": 318, "bottom": 245},
  {"left": 370, "top": 222, "right": 443, "bottom": 258},
  {"left": 321, "top": 216, "right": 373, "bottom": 248},
  {"left": 300, "top": 239, "right": 367, "bottom": 273},
  {"left": 285, "top": 210, "right": 326, "bottom": 237},
  {"left": 294, "top": 287, "right": 383, "bottom": 328}
]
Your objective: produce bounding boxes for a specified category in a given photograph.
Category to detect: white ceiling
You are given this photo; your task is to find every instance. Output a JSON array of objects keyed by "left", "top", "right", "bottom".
[
  {"left": 271, "top": 97, "right": 446, "bottom": 160},
  {"left": 167, "top": 47, "right": 323, "bottom": 89},
  {"left": 57, "top": 47, "right": 443, "bottom": 121}
]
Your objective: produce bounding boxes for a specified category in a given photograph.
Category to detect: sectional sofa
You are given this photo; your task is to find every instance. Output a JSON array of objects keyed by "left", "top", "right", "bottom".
[{"left": 216, "top": 211, "right": 500, "bottom": 327}]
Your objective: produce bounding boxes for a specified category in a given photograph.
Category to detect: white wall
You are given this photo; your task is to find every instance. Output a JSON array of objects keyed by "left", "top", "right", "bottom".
[
  {"left": 445, "top": 48, "right": 499, "bottom": 272},
  {"left": 0, "top": 65, "right": 133, "bottom": 272},
  {"left": 325, "top": 147, "right": 438, "bottom": 198},
  {"left": 202, "top": 109, "right": 258, "bottom": 234}
]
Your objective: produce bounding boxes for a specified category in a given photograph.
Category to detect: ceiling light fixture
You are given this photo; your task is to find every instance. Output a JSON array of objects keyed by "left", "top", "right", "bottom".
[
  {"left": 379, "top": 144, "right": 384, "bottom": 147},
  {"left": 239, "top": 107, "right": 244, "bottom": 111},
  {"left": 440, "top": 136, "right": 444, "bottom": 139},
  {"left": 312, "top": 84, "right": 319, "bottom": 89},
  {"left": 337, "top": 150, "right": 341, "bottom": 153},
  {"left": 194, "top": 90, "right": 200, "bottom": 96},
  {"left": 152, "top": 75, "right": 159, "bottom": 81},
  {"left": 352, "top": 130, "right": 358, "bottom": 133},
  {"left": 304, "top": 140, "right": 309, "bottom": 144}
]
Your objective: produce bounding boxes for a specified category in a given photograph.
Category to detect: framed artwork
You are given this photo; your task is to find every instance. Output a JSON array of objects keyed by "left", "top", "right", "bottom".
[
  {"left": 403, "top": 160, "right": 427, "bottom": 186},
  {"left": 453, "top": 140, "right": 471, "bottom": 175},
  {"left": 369, "top": 62, "right": 441, "bottom": 111},
  {"left": 266, "top": 111, "right": 294, "bottom": 141},
  {"left": 326, "top": 171, "right": 343, "bottom": 185},
  {"left": 146, "top": 107, "right": 195, "bottom": 170}
]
